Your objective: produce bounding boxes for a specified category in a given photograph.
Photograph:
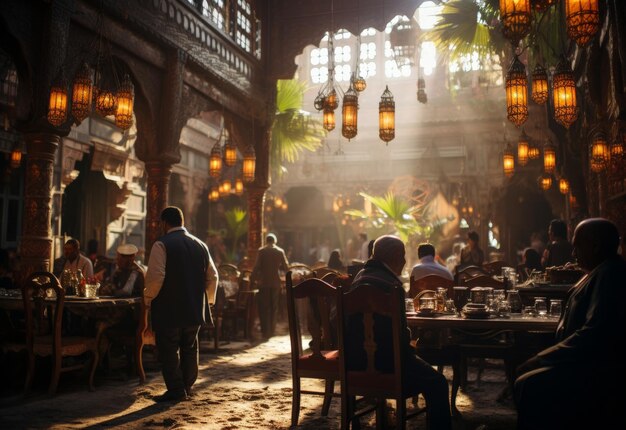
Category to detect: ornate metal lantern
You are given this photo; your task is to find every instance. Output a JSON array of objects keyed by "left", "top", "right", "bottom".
[
  {"left": 517, "top": 130, "right": 529, "bottom": 166},
  {"left": 94, "top": 89, "right": 116, "bottom": 117},
  {"left": 417, "top": 78, "right": 427, "bottom": 104},
  {"left": 324, "top": 89, "right": 338, "bottom": 111},
  {"left": 531, "top": 64, "right": 548, "bottom": 105},
  {"left": 234, "top": 178, "right": 244, "bottom": 196},
  {"left": 209, "top": 143, "right": 222, "bottom": 178},
  {"left": 559, "top": 178, "right": 570, "bottom": 195},
  {"left": 221, "top": 178, "right": 232, "bottom": 195},
  {"left": 543, "top": 140, "right": 556, "bottom": 173},
  {"left": 589, "top": 132, "right": 609, "bottom": 173},
  {"left": 552, "top": 59, "right": 578, "bottom": 128},
  {"left": 209, "top": 185, "right": 219, "bottom": 201},
  {"left": 610, "top": 132, "right": 624, "bottom": 158},
  {"left": 47, "top": 75, "right": 68, "bottom": 127},
  {"left": 389, "top": 17, "right": 419, "bottom": 67},
  {"left": 71, "top": 63, "right": 93, "bottom": 123},
  {"left": 10, "top": 145, "right": 22, "bottom": 169},
  {"left": 242, "top": 145, "right": 256, "bottom": 182},
  {"left": 342, "top": 84, "right": 358, "bottom": 140},
  {"left": 528, "top": 143, "right": 540, "bottom": 160},
  {"left": 505, "top": 56, "right": 528, "bottom": 127},
  {"left": 379, "top": 85, "right": 395, "bottom": 144},
  {"left": 0, "top": 64, "right": 18, "bottom": 108},
  {"left": 223, "top": 138, "right": 237, "bottom": 167},
  {"left": 351, "top": 72, "right": 366, "bottom": 93},
  {"left": 538, "top": 173, "right": 552, "bottom": 190},
  {"left": 500, "top": 0, "right": 532, "bottom": 46},
  {"left": 115, "top": 74, "right": 134, "bottom": 130},
  {"left": 323, "top": 108, "right": 335, "bottom": 132},
  {"left": 565, "top": 0, "right": 600, "bottom": 47},
  {"left": 503, "top": 143, "right": 515, "bottom": 178}
]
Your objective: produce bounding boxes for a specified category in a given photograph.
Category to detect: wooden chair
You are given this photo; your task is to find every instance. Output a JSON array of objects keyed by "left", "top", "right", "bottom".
[
  {"left": 455, "top": 265, "right": 488, "bottom": 285},
  {"left": 213, "top": 264, "right": 241, "bottom": 342},
  {"left": 464, "top": 275, "right": 506, "bottom": 290},
  {"left": 337, "top": 283, "right": 427, "bottom": 429},
  {"left": 220, "top": 269, "right": 258, "bottom": 340},
  {"left": 315, "top": 266, "right": 343, "bottom": 279},
  {"left": 482, "top": 260, "right": 507, "bottom": 276},
  {"left": 18, "top": 272, "right": 98, "bottom": 394},
  {"left": 409, "top": 274, "right": 454, "bottom": 299},
  {"left": 285, "top": 271, "right": 340, "bottom": 426}
]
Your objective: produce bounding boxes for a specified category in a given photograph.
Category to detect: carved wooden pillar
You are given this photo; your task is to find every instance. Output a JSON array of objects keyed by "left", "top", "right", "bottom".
[
  {"left": 20, "top": 133, "right": 60, "bottom": 279},
  {"left": 145, "top": 162, "right": 172, "bottom": 259},
  {"left": 246, "top": 182, "right": 268, "bottom": 263}
]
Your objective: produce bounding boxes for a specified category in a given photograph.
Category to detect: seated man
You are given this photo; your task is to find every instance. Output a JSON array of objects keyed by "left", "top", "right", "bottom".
[
  {"left": 410, "top": 243, "right": 454, "bottom": 282},
  {"left": 100, "top": 244, "right": 144, "bottom": 297},
  {"left": 54, "top": 239, "right": 94, "bottom": 278},
  {"left": 348, "top": 235, "right": 452, "bottom": 430},
  {"left": 514, "top": 218, "right": 626, "bottom": 429}
]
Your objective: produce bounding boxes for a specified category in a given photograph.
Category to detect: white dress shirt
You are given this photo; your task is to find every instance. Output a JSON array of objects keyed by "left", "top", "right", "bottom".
[
  {"left": 410, "top": 255, "right": 454, "bottom": 282},
  {"left": 63, "top": 254, "right": 94, "bottom": 278}
]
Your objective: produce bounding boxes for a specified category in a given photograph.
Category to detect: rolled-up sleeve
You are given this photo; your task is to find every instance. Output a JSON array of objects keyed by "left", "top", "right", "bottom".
[
  {"left": 205, "top": 252, "right": 219, "bottom": 305},
  {"left": 144, "top": 241, "right": 166, "bottom": 307}
]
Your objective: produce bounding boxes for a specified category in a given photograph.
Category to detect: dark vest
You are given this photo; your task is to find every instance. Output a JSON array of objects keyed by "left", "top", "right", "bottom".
[{"left": 151, "top": 229, "right": 210, "bottom": 331}]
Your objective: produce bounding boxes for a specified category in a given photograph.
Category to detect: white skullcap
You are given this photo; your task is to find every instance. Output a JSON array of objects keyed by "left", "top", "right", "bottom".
[{"left": 117, "top": 243, "right": 138, "bottom": 256}]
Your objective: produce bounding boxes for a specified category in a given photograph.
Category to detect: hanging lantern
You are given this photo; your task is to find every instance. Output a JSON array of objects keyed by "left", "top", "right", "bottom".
[
  {"left": 517, "top": 130, "right": 529, "bottom": 166},
  {"left": 538, "top": 173, "right": 552, "bottom": 190},
  {"left": 209, "top": 143, "right": 222, "bottom": 178},
  {"left": 379, "top": 85, "right": 395, "bottom": 144},
  {"left": 565, "top": 0, "right": 600, "bottom": 47},
  {"left": 559, "top": 178, "right": 570, "bottom": 195},
  {"left": 342, "top": 84, "right": 358, "bottom": 140},
  {"left": 274, "top": 196, "right": 283, "bottom": 208},
  {"left": 503, "top": 144, "right": 515, "bottom": 178},
  {"left": 505, "top": 56, "right": 528, "bottom": 127},
  {"left": 223, "top": 139, "right": 237, "bottom": 167},
  {"left": 610, "top": 132, "right": 624, "bottom": 158},
  {"left": 221, "top": 179, "right": 232, "bottom": 194},
  {"left": 351, "top": 72, "right": 367, "bottom": 93},
  {"left": 589, "top": 132, "right": 609, "bottom": 173},
  {"left": 234, "top": 178, "right": 244, "bottom": 195},
  {"left": 324, "top": 89, "right": 338, "bottom": 111},
  {"left": 417, "top": 78, "right": 427, "bottom": 104},
  {"left": 71, "top": 63, "right": 93, "bottom": 123},
  {"left": 10, "top": 146, "right": 22, "bottom": 169},
  {"left": 47, "top": 75, "right": 68, "bottom": 127},
  {"left": 552, "top": 59, "right": 578, "bottom": 128},
  {"left": 281, "top": 202, "right": 288, "bottom": 212},
  {"left": 389, "top": 17, "right": 419, "bottom": 67},
  {"left": 323, "top": 108, "right": 335, "bottom": 132},
  {"left": 499, "top": 0, "right": 532, "bottom": 46},
  {"left": 218, "top": 183, "right": 225, "bottom": 196},
  {"left": 242, "top": 145, "right": 256, "bottom": 182},
  {"left": 531, "top": 64, "right": 548, "bottom": 105},
  {"left": 94, "top": 88, "right": 117, "bottom": 117},
  {"left": 528, "top": 143, "right": 540, "bottom": 159},
  {"left": 543, "top": 140, "right": 556, "bottom": 173},
  {"left": 313, "top": 94, "right": 326, "bottom": 111},
  {"left": 209, "top": 185, "right": 220, "bottom": 201},
  {"left": 115, "top": 74, "right": 134, "bottom": 130}
]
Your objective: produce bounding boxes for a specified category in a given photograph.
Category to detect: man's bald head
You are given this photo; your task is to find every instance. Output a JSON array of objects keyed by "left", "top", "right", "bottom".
[
  {"left": 372, "top": 235, "right": 406, "bottom": 276},
  {"left": 572, "top": 218, "right": 619, "bottom": 271}
]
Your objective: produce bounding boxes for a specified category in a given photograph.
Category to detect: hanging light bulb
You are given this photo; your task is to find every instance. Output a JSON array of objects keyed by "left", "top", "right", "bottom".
[
  {"left": 323, "top": 108, "right": 335, "bottom": 132},
  {"left": 342, "top": 84, "right": 358, "bottom": 140},
  {"left": 115, "top": 74, "right": 134, "bottom": 130},
  {"left": 589, "top": 132, "right": 609, "bottom": 173},
  {"left": 538, "top": 173, "right": 553, "bottom": 190},
  {"left": 223, "top": 138, "right": 237, "bottom": 167},
  {"left": 559, "top": 178, "right": 570, "bottom": 195},
  {"left": 47, "top": 75, "right": 68, "bottom": 127},
  {"left": 71, "top": 63, "right": 93, "bottom": 123},
  {"left": 234, "top": 178, "right": 244, "bottom": 195},
  {"left": 499, "top": 0, "right": 532, "bottom": 46},
  {"left": 517, "top": 130, "right": 529, "bottom": 166},
  {"left": 552, "top": 59, "right": 578, "bottom": 128},
  {"left": 565, "top": 0, "right": 600, "bottom": 47},
  {"left": 209, "top": 185, "right": 220, "bottom": 201},
  {"left": 503, "top": 143, "right": 515, "bottom": 178},
  {"left": 379, "top": 85, "right": 395, "bottom": 144},
  {"left": 531, "top": 64, "right": 548, "bottom": 105},
  {"left": 543, "top": 140, "right": 556, "bottom": 174},
  {"left": 209, "top": 143, "right": 222, "bottom": 178},
  {"left": 242, "top": 145, "right": 256, "bottom": 182},
  {"left": 505, "top": 56, "right": 528, "bottom": 127}
]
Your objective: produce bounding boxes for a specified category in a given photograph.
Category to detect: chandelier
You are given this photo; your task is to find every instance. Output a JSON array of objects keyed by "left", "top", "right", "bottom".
[
  {"left": 517, "top": 130, "right": 529, "bottom": 166},
  {"left": 531, "top": 64, "right": 549, "bottom": 105},
  {"left": 552, "top": 59, "right": 578, "bottom": 128},
  {"left": 379, "top": 85, "right": 395, "bottom": 144},
  {"left": 500, "top": 0, "right": 532, "bottom": 46},
  {"left": 565, "top": 0, "right": 600, "bottom": 47},
  {"left": 505, "top": 56, "right": 529, "bottom": 127},
  {"left": 314, "top": 33, "right": 341, "bottom": 133}
]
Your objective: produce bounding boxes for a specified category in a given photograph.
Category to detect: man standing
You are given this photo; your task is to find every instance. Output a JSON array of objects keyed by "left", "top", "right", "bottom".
[
  {"left": 251, "top": 233, "right": 289, "bottom": 339},
  {"left": 514, "top": 218, "right": 626, "bottom": 429},
  {"left": 410, "top": 243, "right": 454, "bottom": 282},
  {"left": 54, "top": 239, "right": 94, "bottom": 278},
  {"left": 145, "top": 206, "right": 218, "bottom": 402},
  {"left": 100, "top": 243, "right": 144, "bottom": 297},
  {"left": 348, "top": 236, "right": 452, "bottom": 430}
]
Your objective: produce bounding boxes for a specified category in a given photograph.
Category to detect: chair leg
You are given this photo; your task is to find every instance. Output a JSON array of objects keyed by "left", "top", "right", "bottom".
[
  {"left": 321, "top": 379, "right": 334, "bottom": 416},
  {"left": 291, "top": 375, "right": 301, "bottom": 426},
  {"left": 136, "top": 343, "right": 146, "bottom": 383},
  {"left": 88, "top": 349, "right": 99, "bottom": 392},
  {"left": 48, "top": 356, "right": 62, "bottom": 395}
]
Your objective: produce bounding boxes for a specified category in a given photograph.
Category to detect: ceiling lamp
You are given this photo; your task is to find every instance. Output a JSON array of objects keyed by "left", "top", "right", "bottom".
[
  {"left": 209, "top": 143, "right": 222, "bottom": 178},
  {"left": 538, "top": 173, "right": 552, "bottom": 190},
  {"left": 565, "top": 0, "right": 600, "bottom": 47},
  {"left": 517, "top": 130, "right": 529, "bottom": 166},
  {"left": 234, "top": 178, "right": 244, "bottom": 196},
  {"left": 47, "top": 75, "right": 68, "bottom": 127},
  {"left": 242, "top": 145, "right": 256, "bottom": 182},
  {"left": 223, "top": 138, "right": 237, "bottom": 167},
  {"left": 70, "top": 63, "right": 93, "bottom": 123},
  {"left": 552, "top": 59, "right": 578, "bottom": 128},
  {"left": 342, "top": 84, "right": 358, "bottom": 140},
  {"left": 417, "top": 78, "right": 427, "bottom": 104},
  {"left": 323, "top": 108, "right": 335, "bottom": 132},
  {"left": 208, "top": 185, "right": 219, "bottom": 202},
  {"left": 589, "top": 132, "right": 609, "bottom": 173},
  {"left": 389, "top": 16, "right": 419, "bottom": 67},
  {"left": 505, "top": 56, "right": 528, "bottom": 127},
  {"left": 114, "top": 74, "right": 134, "bottom": 130},
  {"left": 528, "top": 143, "right": 540, "bottom": 160},
  {"left": 379, "top": 85, "right": 395, "bottom": 144},
  {"left": 531, "top": 64, "right": 548, "bottom": 105},
  {"left": 559, "top": 178, "right": 570, "bottom": 195},
  {"left": 543, "top": 140, "right": 556, "bottom": 173},
  {"left": 503, "top": 143, "right": 515, "bottom": 178},
  {"left": 499, "top": 0, "right": 532, "bottom": 46}
]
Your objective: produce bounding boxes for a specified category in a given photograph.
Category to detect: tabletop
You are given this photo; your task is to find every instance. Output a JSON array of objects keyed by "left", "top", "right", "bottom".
[{"left": 406, "top": 313, "right": 559, "bottom": 331}]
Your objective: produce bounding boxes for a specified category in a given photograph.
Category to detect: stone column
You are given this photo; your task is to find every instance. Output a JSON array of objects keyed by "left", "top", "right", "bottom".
[
  {"left": 20, "top": 133, "right": 60, "bottom": 279},
  {"left": 145, "top": 162, "right": 172, "bottom": 259}
]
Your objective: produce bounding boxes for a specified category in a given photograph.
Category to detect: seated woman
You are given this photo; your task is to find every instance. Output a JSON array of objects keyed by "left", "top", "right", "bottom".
[
  {"left": 327, "top": 249, "right": 346, "bottom": 273},
  {"left": 517, "top": 247, "right": 543, "bottom": 282}
]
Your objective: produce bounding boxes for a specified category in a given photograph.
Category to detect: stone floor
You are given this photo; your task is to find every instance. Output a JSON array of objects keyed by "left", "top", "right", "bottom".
[{"left": 0, "top": 326, "right": 517, "bottom": 429}]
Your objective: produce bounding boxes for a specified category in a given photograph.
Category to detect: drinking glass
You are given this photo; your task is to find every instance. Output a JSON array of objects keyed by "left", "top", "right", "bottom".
[
  {"left": 534, "top": 297, "right": 548, "bottom": 318},
  {"left": 405, "top": 298, "right": 415, "bottom": 313},
  {"left": 549, "top": 299, "right": 562, "bottom": 318},
  {"left": 506, "top": 290, "right": 523, "bottom": 314}
]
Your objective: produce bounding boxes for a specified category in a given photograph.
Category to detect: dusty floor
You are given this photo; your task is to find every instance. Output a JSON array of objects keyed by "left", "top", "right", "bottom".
[{"left": 0, "top": 327, "right": 517, "bottom": 430}]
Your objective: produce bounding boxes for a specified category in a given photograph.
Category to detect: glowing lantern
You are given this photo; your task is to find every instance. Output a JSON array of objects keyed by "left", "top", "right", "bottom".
[
  {"left": 559, "top": 178, "right": 570, "bottom": 195},
  {"left": 543, "top": 140, "right": 556, "bottom": 174},
  {"left": 417, "top": 78, "right": 427, "bottom": 104},
  {"left": 234, "top": 178, "right": 244, "bottom": 195},
  {"left": 503, "top": 144, "right": 515, "bottom": 178},
  {"left": 499, "top": 0, "right": 532, "bottom": 46},
  {"left": 538, "top": 174, "right": 552, "bottom": 190},
  {"left": 528, "top": 144, "right": 540, "bottom": 160},
  {"left": 221, "top": 179, "right": 232, "bottom": 194},
  {"left": 518, "top": 130, "right": 529, "bottom": 166},
  {"left": 565, "top": 0, "right": 600, "bottom": 47},
  {"left": 242, "top": 145, "right": 256, "bottom": 182},
  {"left": 342, "top": 85, "right": 358, "bottom": 140},
  {"left": 209, "top": 143, "right": 222, "bottom": 178},
  {"left": 10, "top": 146, "right": 22, "bottom": 168},
  {"left": 552, "top": 59, "right": 578, "bottom": 128},
  {"left": 379, "top": 85, "right": 395, "bottom": 144},
  {"left": 610, "top": 134, "right": 624, "bottom": 158},
  {"left": 323, "top": 108, "right": 335, "bottom": 132},
  {"left": 47, "top": 76, "right": 68, "bottom": 126},
  {"left": 223, "top": 139, "right": 237, "bottom": 167},
  {"left": 589, "top": 132, "right": 609, "bottom": 173},
  {"left": 351, "top": 72, "right": 366, "bottom": 92},
  {"left": 95, "top": 89, "right": 116, "bottom": 117},
  {"left": 209, "top": 185, "right": 219, "bottom": 201},
  {"left": 324, "top": 89, "right": 338, "bottom": 110},
  {"left": 115, "top": 74, "right": 134, "bottom": 130},
  {"left": 71, "top": 63, "right": 93, "bottom": 123},
  {"left": 505, "top": 56, "right": 528, "bottom": 127},
  {"left": 531, "top": 64, "right": 548, "bottom": 105}
]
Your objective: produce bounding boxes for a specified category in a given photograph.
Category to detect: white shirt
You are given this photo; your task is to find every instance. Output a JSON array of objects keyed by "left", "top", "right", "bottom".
[
  {"left": 63, "top": 254, "right": 94, "bottom": 278},
  {"left": 358, "top": 240, "right": 369, "bottom": 261},
  {"left": 410, "top": 255, "right": 454, "bottom": 282}
]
